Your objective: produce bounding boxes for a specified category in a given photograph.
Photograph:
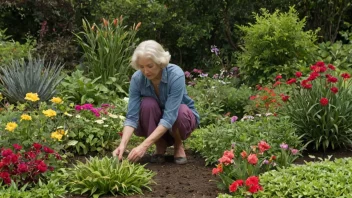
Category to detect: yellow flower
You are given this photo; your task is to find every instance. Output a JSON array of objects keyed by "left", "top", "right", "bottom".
[
  {"left": 51, "top": 131, "right": 63, "bottom": 141},
  {"left": 50, "top": 97, "right": 63, "bottom": 104},
  {"left": 20, "top": 114, "right": 32, "bottom": 121},
  {"left": 24, "top": 92, "right": 40, "bottom": 102},
  {"left": 42, "top": 109, "right": 57, "bottom": 117},
  {"left": 56, "top": 129, "right": 67, "bottom": 135},
  {"left": 5, "top": 122, "right": 18, "bottom": 132}
]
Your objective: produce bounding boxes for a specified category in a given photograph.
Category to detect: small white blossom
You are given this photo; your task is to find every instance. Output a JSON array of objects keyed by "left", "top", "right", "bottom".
[
  {"left": 108, "top": 113, "right": 119, "bottom": 119},
  {"left": 95, "top": 119, "right": 104, "bottom": 124}
]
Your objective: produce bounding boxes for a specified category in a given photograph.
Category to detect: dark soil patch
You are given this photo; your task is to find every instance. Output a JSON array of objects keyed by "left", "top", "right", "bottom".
[{"left": 294, "top": 146, "right": 352, "bottom": 164}]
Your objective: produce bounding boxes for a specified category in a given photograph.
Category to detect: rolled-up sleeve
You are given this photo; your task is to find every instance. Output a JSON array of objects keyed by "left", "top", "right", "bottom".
[
  {"left": 124, "top": 74, "right": 141, "bottom": 129},
  {"left": 158, "top": 74, "right": 185, "bottom": 129}
]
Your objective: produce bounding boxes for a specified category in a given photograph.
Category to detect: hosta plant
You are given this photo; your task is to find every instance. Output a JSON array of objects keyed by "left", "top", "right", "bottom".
[
  {"left": 281, "top": 61, "right": 352, "bottom": 150},
  {"left": 55, "top": 157, "right": 155, "bottom": 197},
  {"left": 0, "top": 56, "right": 64, "bottom": 103}
]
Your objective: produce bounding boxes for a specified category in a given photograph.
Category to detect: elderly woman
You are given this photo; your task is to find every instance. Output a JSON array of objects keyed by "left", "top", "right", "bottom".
[{"left": 112, "top": 40, "right": 199, "bottom": 165}]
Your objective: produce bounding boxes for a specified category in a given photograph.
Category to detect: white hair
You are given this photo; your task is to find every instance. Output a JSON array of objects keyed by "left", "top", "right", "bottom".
[{"left": 131, "top": 40, "right": 171, "bottom": 70}]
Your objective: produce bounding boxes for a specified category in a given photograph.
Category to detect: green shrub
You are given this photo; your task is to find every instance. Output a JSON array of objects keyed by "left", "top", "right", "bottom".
[
  {"left": 0, "top": 179, "right": 67, "bottom": 198},
  {"left": 254, "top": 158, "right": 352, "bottom": 197},
  {"left": 55, "top": 157, "right": 155, "bottom": 197},
  {"left": 282, "top": 62, "right": 352, "bottom": 151},
  {"left": 57, "top": 70, "right": 127, "bottom": 105},
  {"left": 65, "top": 102, "right": 126, "bottom": 155},
  {"left": 237, "top": 6, "right": 318, "bottom": 85},
  {"left": 75, "top": 17, "right": 139, "bottom": 88},
  {"left": 0, "top": 29, "right": 35, "bottom": 66},
  {"left": 0, "top": 56, "right": 64, "bottom": 103},
  {"left": 188, "top": 116, "right": 302, "bottom": 165}
]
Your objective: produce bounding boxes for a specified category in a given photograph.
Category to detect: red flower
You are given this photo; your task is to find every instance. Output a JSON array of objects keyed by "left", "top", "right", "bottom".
[
  {"left": 248, "top": 184, "right": 263, "bottom": 193},
  {"left": 330, "top": 87, "right": 338, "bottom": 94},
  {"left": 1, "top": 149, "right": 13, "bottom": 157},
  {"left": 43, "top": 146, "right": 54, "bottom": 154},
  {"left": 295, "top": 71, "right": 302, "bottom": 77},
  {"left": 286, "top": 78, "right": 296, "bottom": 85},
  {"left": 229, "top": 181, "right": 239, "bottom": 192},
  {"left": 13, "top": 144, "right": 22, "bottom": 150},
  {"left": 327, "top": 76, "right": 338, "bottom": 83},
  {"left": 319, "top": 66, "right": 327, "bottom": 73},
  {"left": 328, "top": 64, "right": 336, "bottom": 70},
  {"left": 235, "top": 180, "right": 244, "bottom": 186},
  {"left": 223, "top": 150, "right": 234, "bottom": 159},
  {"left": 218, "top": 156, "right": 232, "bottom": 165},
  {"left": 341, "top": 73, "right": 351, "bottom": 80},
  {"left": 275, "top": 75, "right": 282, "bottom": 81},
  {"left": 316, "top": 61, "right": 325, "bottom": 67},
  {"left": 320, "top": 98, "right": 329, "bottom": 106},
  {"left": 273, "top": 81, "right": 281, "bottom": 87},
  {"left": 247, "top": 154, "right": 258, "bottom": 165},
  {"left": 249, "top": 95, "right": 257, "bottom": 100},
  {"left": 0, "top": 171, "right": 11, "bottom": 184},
  {"left": 258, "top": 141, "right": 270, "bottom": 153},
  {"left": 245, "top": 176, "right": 259, "bottom": 187},
  {"left": 281, "top": 95, "right": 290, "bottom": 102},
  {"left": 36, "top": 161, "right": 47, "bottom": 173},
  {"left": 32, "top": 143, "right": 42, "bottom": 150},
  {"left": 301, "top": 80, "right": 313, "bottom": 89},
  {"left": 17, "top": 163, "right": 29, "bottom": 173},
  {"left": 270, "top": 155, "right": 277, "bottom": 160},
  {"left": 307, "top": 72, "right": 319, "bottom": 81}
]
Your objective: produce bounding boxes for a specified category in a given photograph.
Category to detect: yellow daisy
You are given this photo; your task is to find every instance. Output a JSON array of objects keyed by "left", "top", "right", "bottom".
[
  {"left": 50, "top": 97, "right": 63, "bottom": 104},
  {"left": 5, "top": 122, "right": 18, "bottom": 132},
  {"left": 20, "top": 114, "right": 32, "bottom": 121},
  {"left": 42, "top": 109, "right": 57, "bottom": 117},
  {"left": 24, "top": 92, "right": 40, "bottom": 102}
]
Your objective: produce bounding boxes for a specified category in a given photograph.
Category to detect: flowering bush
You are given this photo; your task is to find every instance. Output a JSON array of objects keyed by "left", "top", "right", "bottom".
[
  {"left": 281, "top": 61, "right": 352, "bottom": 150},
  {"left": 0, "top": 143, "right": 62, "bottom": 187},
  {"left": 65, "top": 103, "right": 126, "bottom": 154},
  {"left": 212, "top": 141, "right": 300, "bottom": 196},
  {"left": 0, "top": 93, "right": 70, "bottom": 151}
]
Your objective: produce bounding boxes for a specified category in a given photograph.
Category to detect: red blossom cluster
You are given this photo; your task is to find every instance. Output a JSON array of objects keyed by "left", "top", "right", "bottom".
[
  {"left": 0, "top": 143, "right": 61, "bottom": 186},
  {"left": 229, "top": 176, "right": 263, "bottom": 194},
  {"left": 212, "top": 141, "right": 274, "bottom": 195}
]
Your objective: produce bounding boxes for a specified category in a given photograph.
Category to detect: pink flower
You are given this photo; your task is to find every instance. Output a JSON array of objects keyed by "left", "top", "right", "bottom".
[
  {"left": 223, "top": 150, "right": 234, "bottom": 159},
  {"left": 75, "top": 105, "right": 82, "bottom": 111},
  {"left": 290, "top": 148, "right": 299, "bottom": 155},
  {"left": 247, "top": 154, "right": 258, "bottom": 165},
  {"left": 231, "top": 116, "right": 238, "bottom": 123},
  {"left": 258, "top": 141, "right": 270, "bottom": 153},
  {"left": 218, "top": 156, "right": 232, "bottom": 165},
  {"left": 280, "top": 143, "right": 288, "bottom": 150}
]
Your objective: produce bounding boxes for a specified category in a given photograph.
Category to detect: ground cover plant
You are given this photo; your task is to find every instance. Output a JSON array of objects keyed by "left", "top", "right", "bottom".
[{"left": 53, "top": 157, "right": 155, "bottom": 197}]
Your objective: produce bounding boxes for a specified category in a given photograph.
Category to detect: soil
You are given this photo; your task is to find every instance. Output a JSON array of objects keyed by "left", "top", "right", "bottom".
[{"left": 69, "top": 147, "right": 352, "bottom": 198}]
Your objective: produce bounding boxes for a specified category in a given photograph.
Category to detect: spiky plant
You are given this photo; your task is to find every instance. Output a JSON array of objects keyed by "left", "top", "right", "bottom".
[{"left": 0, "top": 57, "right": 64, "bottom": 103}]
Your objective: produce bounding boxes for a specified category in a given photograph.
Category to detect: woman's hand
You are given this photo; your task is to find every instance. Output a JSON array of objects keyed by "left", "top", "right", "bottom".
[
  {"left": 112, "top": 144, "right": 126, "bottom": 160},
  {"left": 127, "top": 145, "right": 148, "bottom": 162}
]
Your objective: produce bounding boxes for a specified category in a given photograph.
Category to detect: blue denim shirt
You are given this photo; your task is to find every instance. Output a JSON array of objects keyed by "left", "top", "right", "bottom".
[{"left": 124, "top": 64, "right": 200, "bottom": 129}]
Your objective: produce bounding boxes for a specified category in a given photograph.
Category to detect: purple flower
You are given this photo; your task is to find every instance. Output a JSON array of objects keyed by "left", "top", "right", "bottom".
[
  {"left": 192, "top": 68, "right": 202, "bottom": 74},
  {"left": 231, "top": 116, "right": 238, "bottom": 123},
  {"left": 213, "top": 74, "right": 219, "bottom": 79},
  {"left": 184, "top": 71, "right": 191, "bottom": 78},
  {"left": 290, "top": 148, "right": 299, "bottom": 155},
  {"left": 280, "top": 143, "right": 288, "bottom": 150},
  {"left": 210, "top": 45, "right": 220, "bottom": 56},
  {"left": 101, "top": 103, "right": 110, "bottom": 108},
  {"left": 263, "top": 160, "right": 269, "bottom": 165}
]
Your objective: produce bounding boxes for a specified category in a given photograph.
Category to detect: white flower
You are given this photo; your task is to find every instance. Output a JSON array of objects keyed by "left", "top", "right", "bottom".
[
  {"left": 95, "top": 119, "right": 104, "bottom": 124},
  {"left": 256, "top": 114, "right": 262, "bottom": 117},
  {"left": 119, "top": 115, "right": 126, "bottom": 121},
  {"left": 64, "top": 112, "right": 72, "bottom": 117},
  {"left": 103, "top": 125, "right": 109, "bottom": 127},
  {"left": 108, "top": 113, "right": 118, "bottom": 119},
  {"left": 75, "top": 115, "right": 81, "bottom": 118},
  {"left": 102, "top": 117, "right": 107, "bottom": 120},
  {"left": 265, "top": 113, "right": 274, "bottom": 116},
  {"left": 241, "top": 115, "right": 255, "bottom": 121},
  {"left": 123, "top": 97, "right": 129, "bottom": 103}
]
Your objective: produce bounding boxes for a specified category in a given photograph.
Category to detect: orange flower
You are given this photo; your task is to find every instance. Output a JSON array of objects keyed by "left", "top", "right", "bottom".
[
  {"left": 240, "top": 150, "right": 247, "bottom": 159},
  {"left": 103, "top": 18, "right": 109, "bottom": 27},
  {"left": 113, "top": 18, "right": 118, "bottom": 26}
]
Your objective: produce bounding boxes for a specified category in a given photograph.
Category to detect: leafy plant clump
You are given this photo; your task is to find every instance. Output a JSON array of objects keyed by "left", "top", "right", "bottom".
[
  {"left": 255, "top": 157, "right": 352, "bottom": 197},
  {"left": 56, "top": 157, "right": 155, "bottom": 197}
]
